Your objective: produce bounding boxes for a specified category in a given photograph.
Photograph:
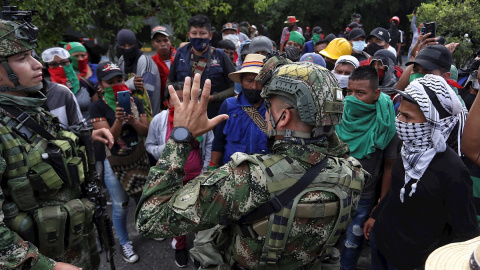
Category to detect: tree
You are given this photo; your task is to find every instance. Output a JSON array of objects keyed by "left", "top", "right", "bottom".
[{"left": 415, "top": 0, "right": 480, "bottom": 68}]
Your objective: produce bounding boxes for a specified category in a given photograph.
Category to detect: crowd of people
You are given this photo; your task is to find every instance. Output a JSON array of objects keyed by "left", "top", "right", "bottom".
[{"left": 1, "top": 7, "right": 480, "bottom": 270}]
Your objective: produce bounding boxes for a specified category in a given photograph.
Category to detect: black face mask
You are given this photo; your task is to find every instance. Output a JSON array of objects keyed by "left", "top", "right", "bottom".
[
  {"left": 325, "top": 61, "right": 335, "bottom": 71},
  {"left": 288, "top": 25, "right": 294, "bottom": 31},
  {"left": 242, "top": 88, "right": 262, "bottom": 104},
  {"left": 118, "top": 45, "right": 139, "bottom": 62},
  {"left": 365, "top": 43, "right": 384, "bottom": 56}
]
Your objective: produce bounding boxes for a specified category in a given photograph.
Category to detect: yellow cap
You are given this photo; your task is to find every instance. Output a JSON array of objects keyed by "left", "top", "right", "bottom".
[{"left": 319, "top": 38, "right": 352, "bottom": 60}]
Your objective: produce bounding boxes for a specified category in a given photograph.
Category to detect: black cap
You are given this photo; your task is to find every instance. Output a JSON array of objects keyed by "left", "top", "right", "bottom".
[
  {"left": 406, "top": 45, "right": 452, "bottom": 71},
  {"left": 96, "top": 61, "right": 125, "bottom": 82},
  {"left": 347, "top": 22, "right": 359, "bottom": 30},
  {"left": 366, "top": 27, "right": 390, "bottom": 42},
  {"left": 318, "top": 33, "right": 336, "bottom": 44},
  {"left": 347, "top": 28, "right": 366, "bottom": 41},
  {"left": 313, "top": 26, "right": 322, "bottom": 34}
]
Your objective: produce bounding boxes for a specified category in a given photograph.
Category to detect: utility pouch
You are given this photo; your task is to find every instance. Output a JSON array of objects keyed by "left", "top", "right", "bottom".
[
  {"left": 77, "top": 145, "right": 88, "bottom": 175},
  {"left": 63, "top": 199, "right": 85, "bottom": 248},
  {"left": 28, "top": 162, "right": 63, "bottom": 197},
  {"left": 45, "top": 142, "right": 70, "bottom": 186},
  {"left": 8, "top": 176, "right": 39, "bottom": 211},
  {"left": 68, "top": 157, "right": 84, "bottom": 187},
  {"left": 34, "top": 206, "right": 67, "bottom": 257}
]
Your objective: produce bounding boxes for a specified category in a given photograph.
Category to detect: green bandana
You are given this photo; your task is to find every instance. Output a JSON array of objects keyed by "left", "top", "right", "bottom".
[
  {"left": 409, "top": 72, "right": 424, "bottom": 83},
  {"left": 103, "top": 87, "right": 117, "bottom": 112},
  {"left": 70, "top": 56, "right": 79, "bottom": 72},
  {"left": 336, "top": 92, "right": 396, "bottom": 159},
  {"left": 288, "top": 31, "right": 306, "bottom": 46},
  {"left": 64, "top": 64, "right": 80, "bottom": 94},
  {"left": 312, "top": 33, "right": 321, "bottom": 45}
]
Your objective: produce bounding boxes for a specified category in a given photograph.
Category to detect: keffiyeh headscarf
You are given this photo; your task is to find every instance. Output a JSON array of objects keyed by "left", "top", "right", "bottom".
[{"left": 396, "top": 74, "right": 465, "bottom": 202}]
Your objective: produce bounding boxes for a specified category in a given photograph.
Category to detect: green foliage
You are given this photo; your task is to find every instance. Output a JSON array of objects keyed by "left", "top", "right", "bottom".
[{"left": 416, "top": 0, "right": 480, "bottom": 67}]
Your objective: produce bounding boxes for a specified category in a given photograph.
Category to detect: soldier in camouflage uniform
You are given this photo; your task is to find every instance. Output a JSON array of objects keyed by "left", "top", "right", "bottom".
[
  {"left": 0, "top": 19, "right": 103, "bottom": 269},
  {"left": 136, "top": 58, "right": 367, "bottom": 269}
]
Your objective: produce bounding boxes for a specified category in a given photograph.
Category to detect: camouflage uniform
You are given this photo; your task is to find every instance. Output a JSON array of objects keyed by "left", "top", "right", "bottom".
[
  {"left": 136, "top": 61, "right": 366, "bottom": 269},
  {"left": 0, "top": 19, "right": 99, "bottom": 269}
]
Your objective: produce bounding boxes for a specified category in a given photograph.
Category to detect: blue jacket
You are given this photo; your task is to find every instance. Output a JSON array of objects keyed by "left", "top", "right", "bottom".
[
  {"left": 168, "top": 44, "right": 235, "bottom": 118},
  {"left": 212, "top": 93, "right": 269, "bottom": 165}
]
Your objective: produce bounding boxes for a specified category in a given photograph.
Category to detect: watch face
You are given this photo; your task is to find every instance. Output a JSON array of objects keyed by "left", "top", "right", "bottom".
[{"left": 173, "top": 127, "right": 189, "bottom": 141}]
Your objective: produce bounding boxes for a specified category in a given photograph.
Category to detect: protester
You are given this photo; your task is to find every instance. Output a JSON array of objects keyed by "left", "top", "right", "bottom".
[
  {"left": 332, "top": 55, "right": 359, "bottom": 95},
  {"left": 300, "top": 52, "right": 326, "bottom": 67},
  {"left": 167, "top": 14, "right": 235, "bottom": 119},
  {"left": 319, "top": 38, "right": 352, "bottom": 70},
  {"left": 302, "top": 26, "right": 323, "bottom": 54},
  {"left": 408, "top": 9, "right": 425, "bottom": 60},
  {"left": 280, "top": 15, "right": 303, "bottom": 53},
  {"left": 41, "top": 79, "right": 84, "bottom": 128},
  {"left": 348, "top": 28, "right": 370, "bottom": 62},
  {"left": 388, "top": 16, "right": 403, "bottom": 63},
  {"left": 217, "top": 39, "right": 236, "bottom": 63},
  {"left": 222, "top": 22, "right": 241, "bottom": 63},
  {"left": 337, "top": 66, "right": 399, "bottom": 270},
  {"left": 64, "top": 41, "right": 98, "bottom": 85},
  {"left": 41, "top": 47, "right": 98, "bottom": 123},
  {"left": 90, "top": 61, "right": 150, "bottom": 263},
  {"left": 249, "top": 36, "right": 273, "bottom": 55},
  {"left": 117, "top": 28, "right": 161, "bottom": 118},
  {"left": 151, "top": 25, "right": 177, "bottom": 109},
  {"left": 210, "top": 54, "right": 268, "bottom": 167},
  {"left": 370, "top": 49, "right": 398, "bottom": 97},
  {"left": 364, "top": 75, "right": 479, "bottom": 270},
  {"left": 360, "top": 27, "right": 391, "bottom": 66},
  {"left": 144, "top": 82, "right": 213, "bottom": 267},
  {"left": 284, "top": 31, "right": 305, "bottom": 62},
  {"left": 135, "top": 59, "right": 366, "bottom": 270},
  {"left": 459, "top": 62, "right": 480, "bottom": 110}
]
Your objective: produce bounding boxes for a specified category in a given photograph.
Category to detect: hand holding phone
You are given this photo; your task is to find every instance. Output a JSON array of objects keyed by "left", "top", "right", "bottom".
[
  {"left": 425, "top": 22, "right": 436, "bottom": 38},
  {"left": 117, "top": 90, "right": 131, "bottom": 116}
]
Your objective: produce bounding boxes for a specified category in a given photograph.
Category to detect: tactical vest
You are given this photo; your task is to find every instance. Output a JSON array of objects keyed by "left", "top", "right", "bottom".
[
  {"left": 192, "top": 152, "right": 365, "bottom": 270},
  {"left": 0, "top": 107, "right": 95, "bottom": 259}
]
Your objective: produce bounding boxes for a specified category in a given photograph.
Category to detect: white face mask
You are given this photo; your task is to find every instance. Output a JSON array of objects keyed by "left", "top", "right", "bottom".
[
  {"left": 223, "top": 34, "right": 239, "bottom": 47},
  {"left": 352, "top": 40, "right": 366, "bottom": 53},
  {"left": 332, "top": 72, "right": 350, "bottom": 89}
]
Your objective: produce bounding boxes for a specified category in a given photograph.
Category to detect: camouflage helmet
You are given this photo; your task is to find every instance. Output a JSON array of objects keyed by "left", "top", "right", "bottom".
[
  {"left": 259, "top": 58, "right": 344, "bottom": 134},
  {"left": 0, "top": 19, "right": 36, "bottom": 59}
]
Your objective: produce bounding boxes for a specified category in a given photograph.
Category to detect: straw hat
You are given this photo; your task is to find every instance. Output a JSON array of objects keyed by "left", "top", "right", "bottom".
[
  {"left": 228, "top": 54, "right": 265, "bottom": 84},
  {"left": 425, "top": 236, "right": 480, "bottom": 270}
]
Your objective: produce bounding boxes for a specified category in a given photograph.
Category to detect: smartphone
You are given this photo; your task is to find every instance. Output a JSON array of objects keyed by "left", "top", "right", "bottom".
[
  {"left": 425, "top": 22, "right": 436, "bottom": 38},
  {"left": 117, "top": 90, "right": 131, "bottom": 115},
  {"left": 420, "top": 27, "right": 425, "bottom": 35}
]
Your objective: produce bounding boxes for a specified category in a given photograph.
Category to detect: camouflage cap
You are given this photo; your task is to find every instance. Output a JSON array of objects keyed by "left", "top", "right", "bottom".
[
  {"left": 0, "top": 19, "right": 35, "bottom": 58},
  {"left": 261, "top": 60, "right": 344, "bottom": 127}
]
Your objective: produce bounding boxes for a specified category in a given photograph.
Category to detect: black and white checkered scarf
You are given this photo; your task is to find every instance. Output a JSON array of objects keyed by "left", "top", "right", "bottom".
[{"left": 396, "top": 75, "right": 465, "bottom": 202}]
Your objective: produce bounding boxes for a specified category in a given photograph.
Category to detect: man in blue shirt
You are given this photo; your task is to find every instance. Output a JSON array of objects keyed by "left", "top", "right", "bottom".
[
  {"left": 210, "top": 54, "right": 268, "bottom": 166},
  {"left": 167, "top": 14, "right": 235, "bottom": 118}
]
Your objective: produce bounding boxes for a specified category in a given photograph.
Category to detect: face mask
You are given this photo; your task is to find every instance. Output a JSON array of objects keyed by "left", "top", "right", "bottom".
[
  {"left": 285, "top": 46, "right": 302, "bottom": 62},
  {"left": 409, "top": 73, "right": 425, "bottom": 83},
  {"left": 118, "top": 45, "right": 138, "bottom": 61},
  {"left": 325, "top": 61, "right": 335, "bottom": 71},
  {"left": 48, "top": 65, "right": 80, "bottom": 94},
  {"left": 376, "top": 68, "right": 385, "bottom": 83},
  {"left": 365, "top": 43, "right": 383, "bottom": 56},
  {"left": 190, "top": 37, "right": 210, "bottom": 52},
  {"left": 223, "top": 34, "right": 239, "bottom": 46},
  {"left": 332, "top": 72, "right": 350, "bottom": 89},
  {"left": 395, "top": 118, "right": 431, "bottom": 146},
  {"left": 352, "top": 41, "right": 366, "bottom": 53},
  {"left": 103, "top": 84, "right": 130, "bottom": 111},
  {"left": 70, "top": 55, "right": 89, "bottom": 77},
  {"left": 288, "top": 25, "right": 294, "bottom": 31},
  {"left": 312, "top": 33, "right": 321, "bottom": 44},
  {"left": 242, "top": 88, "right": 262, "bottom": 104}
]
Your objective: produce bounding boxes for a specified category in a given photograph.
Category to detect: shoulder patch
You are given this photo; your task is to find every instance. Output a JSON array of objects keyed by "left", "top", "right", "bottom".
[{"left": 173, "top": 180, "right": 201, "bottom": 210}]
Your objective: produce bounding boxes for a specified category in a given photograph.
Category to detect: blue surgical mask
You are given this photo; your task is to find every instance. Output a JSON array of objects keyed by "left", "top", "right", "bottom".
[
  {"left": 352, "top": 41, "right": 365, "bottom": 53},
  {"left": 190, "top": 37, "right": 210, "bottom": 52}
]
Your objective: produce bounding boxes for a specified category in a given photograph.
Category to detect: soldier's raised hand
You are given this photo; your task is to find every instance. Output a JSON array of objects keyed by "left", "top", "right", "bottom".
[{"left": 169, "top": 74, "right": 228, "bottom": 138}]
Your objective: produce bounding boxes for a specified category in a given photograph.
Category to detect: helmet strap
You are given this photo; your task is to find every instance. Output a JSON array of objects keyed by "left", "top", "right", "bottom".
[
  {"left": 0, "top": 58, "right": 20, "bottom": 87},
  {"left": 268, "top": 109, "right": 312, "bottom": 139}
]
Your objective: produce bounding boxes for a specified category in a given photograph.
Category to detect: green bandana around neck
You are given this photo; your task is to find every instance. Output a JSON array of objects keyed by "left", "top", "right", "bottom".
[
  {"left": 336, "top": 92, "right": 396, "bottom": 159},
  {"left": 103, "top": 87, "right": 117, "bottom": 112},
  {"left": 312, "top": 33, "right": 321, "bottom": 44},
  {"left": 409, "top": 73, "right": 424, "bottom": 83},
  {"left": 70, "top": 56, "right": 79, "bottom": 72},
  {"left": 63, "top": 64, "right": 80, "bottom": 94}
]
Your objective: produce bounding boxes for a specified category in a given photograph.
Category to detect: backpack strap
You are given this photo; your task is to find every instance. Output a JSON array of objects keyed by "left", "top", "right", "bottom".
[{"left": 0, "top": 105, "right": 55, "bottom": 141}]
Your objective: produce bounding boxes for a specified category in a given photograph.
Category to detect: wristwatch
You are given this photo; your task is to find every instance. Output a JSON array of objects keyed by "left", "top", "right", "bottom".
[{"left": 171, "top": 126, "right": 195, "bottom": 146}]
